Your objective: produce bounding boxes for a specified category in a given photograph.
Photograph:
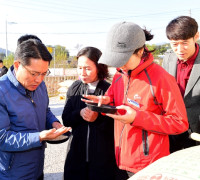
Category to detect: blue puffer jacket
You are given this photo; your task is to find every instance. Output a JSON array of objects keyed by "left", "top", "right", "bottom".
[{"left": 0, "top": 66, "right": 58, "bottom": 180}]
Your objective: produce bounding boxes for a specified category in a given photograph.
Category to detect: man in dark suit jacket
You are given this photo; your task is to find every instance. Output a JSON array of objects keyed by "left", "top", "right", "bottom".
[
  {"left": 162, "top": 16, "right": 200, "bottom": 153},
  {"left": 0, "top": 59, "right": 8, "bottom": 77}
]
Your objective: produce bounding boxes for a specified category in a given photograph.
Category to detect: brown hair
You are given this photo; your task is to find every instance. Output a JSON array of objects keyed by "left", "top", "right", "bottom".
[
  {"left": 166, "top": 16, "right": 198, "bottom": 40},
  {"left": 134, "top": 28, "right": 154, "bottom": 60}
]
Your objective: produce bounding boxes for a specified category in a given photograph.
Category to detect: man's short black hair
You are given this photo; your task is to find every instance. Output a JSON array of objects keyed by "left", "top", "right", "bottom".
[
  {"left": 0, "top": 59, "right": 3, "bottom": 63},
  {"left": 15, "top": 39, "right": 52, "bottom": 66},
  {"left": 166, "top": 16, "right": 198, "bottom": 40},
  {"left": 17, "top": 34, "right": 42, "bottom": 46}
]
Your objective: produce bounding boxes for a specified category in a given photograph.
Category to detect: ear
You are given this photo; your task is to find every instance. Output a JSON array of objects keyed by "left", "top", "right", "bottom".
[
  {"left": 138, "top": 48, "right": 144, "bottom": 57},
  {"left": 13, "top": 61, "right": 20, "bottom": 71},
  {"left": 194, "top": 32, "right": 199, "bottom": 42}
]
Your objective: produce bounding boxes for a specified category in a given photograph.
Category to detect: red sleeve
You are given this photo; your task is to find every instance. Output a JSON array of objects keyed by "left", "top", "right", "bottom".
[
  {"left": 105, "top": 73, "right": 119, "bottom": 106},
  {"left": 133, "top": 72, "right": 189, "bottom": 135}
]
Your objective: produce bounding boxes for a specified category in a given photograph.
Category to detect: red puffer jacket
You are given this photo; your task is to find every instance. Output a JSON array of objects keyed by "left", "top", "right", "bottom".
[{"left": 106, "top": 54, "right": 188, "bottom": 173}]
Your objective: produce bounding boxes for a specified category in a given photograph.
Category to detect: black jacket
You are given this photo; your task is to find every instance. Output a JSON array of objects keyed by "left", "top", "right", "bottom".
[
  {"left": 0, "top": 66, "right": 8, "bottom": 77},
  {"left": 62, "top": 80, "right": 116, "bottom": 180}
]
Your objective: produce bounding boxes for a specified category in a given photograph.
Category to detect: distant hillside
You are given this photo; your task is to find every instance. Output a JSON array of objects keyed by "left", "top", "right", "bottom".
[{"left": 0, "top": 47, "right": 13, "bottom": 55}]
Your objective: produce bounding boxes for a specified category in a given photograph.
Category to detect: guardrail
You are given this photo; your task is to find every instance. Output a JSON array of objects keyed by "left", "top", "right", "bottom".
[
  {"left": 44, "top": 75, "right": 78, "bottom": 97},
  {"left": 44, "top": 67, "right": 116, "bottom": 97}
]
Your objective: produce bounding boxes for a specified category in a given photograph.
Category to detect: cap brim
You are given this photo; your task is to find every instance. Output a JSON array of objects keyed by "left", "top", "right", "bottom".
[{"left": 98, "top": 50, "right": 133, "bottom": 67}]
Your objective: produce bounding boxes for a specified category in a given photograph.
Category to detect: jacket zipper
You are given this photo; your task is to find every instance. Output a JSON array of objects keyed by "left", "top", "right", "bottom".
[
  {"left": 26, "top": 91, "right": 41, "bottom": 132},
  {"left": 142, "top": 130, "right": 149, "bottom": 156},
  {"left": 118, "top": 125, "right": 125, "bottom": 165},
  {"left": 86, "top": 124, "right": 90, "bottom": 162},
  {"left": 118, "top": 74, "right": 131, "bottom": 165},
  {"left": 26, "top": 90, "right": 36, "bottom": 107}
]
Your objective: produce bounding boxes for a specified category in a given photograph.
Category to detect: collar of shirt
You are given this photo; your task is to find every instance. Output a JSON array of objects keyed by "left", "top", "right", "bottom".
[
  {"left": 176, "top": 43, "right": 199, "bottom": 97},
  {"left": 87, "top": 80, "right": 99, "bottom": 94}
]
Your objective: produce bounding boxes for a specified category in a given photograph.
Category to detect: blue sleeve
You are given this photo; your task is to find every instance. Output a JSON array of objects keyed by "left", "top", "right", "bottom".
[
  {"left": 0, "top": 89, "right": 42, "bottom": 152},
  {"left": 0, "top": 101, "right": 42, "bottom": 152},
  {"left": 46, "top": 107, "right": 60, "bottom": 129},
  {"left": 0, "top": 129, "right": 42, "bottom": 152}
]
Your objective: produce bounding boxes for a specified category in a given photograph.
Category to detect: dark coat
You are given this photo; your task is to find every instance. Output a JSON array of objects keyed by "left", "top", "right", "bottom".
[
  {"left": 162, "top": 46, "right": 200, "bottom": 152},
  {"left": 0, "top": 66, "right": 8, "bottom": 77},
  {"left": 62, "top": 80, "right": 117, "bottom": 180}
]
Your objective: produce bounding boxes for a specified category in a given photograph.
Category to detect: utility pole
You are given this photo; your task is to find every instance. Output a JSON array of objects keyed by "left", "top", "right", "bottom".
[
  {"left": 5, "top": 20, "right": 8, "bottom": 57},
  {"left": 53, "top": 47, "right": 56, "bottom": 76},
  {"left": 5, "top": 20, "right": 17, "bottom": 57}
]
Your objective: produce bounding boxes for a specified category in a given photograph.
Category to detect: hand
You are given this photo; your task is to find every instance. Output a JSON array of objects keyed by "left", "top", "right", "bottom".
[
  {"left": 80, "top": 107, "right": 98, "bottom": 122},
  {"left": 39, "top": 126, "right": 71, "bottom": 142},
  {"left": 81, "top": 95, "right": 110, "bottom": 105},
  {"left": 52, "top": 121, "right": 63, "bottom": 129},
  {"left": 106, "top": 105, "right": 136, "bottom": 124}
]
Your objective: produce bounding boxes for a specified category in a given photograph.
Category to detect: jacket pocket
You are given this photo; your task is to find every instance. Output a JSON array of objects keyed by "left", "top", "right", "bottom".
[
  {"left": 0, "top": 151, "right": 14, "bottom": 171},
  {"left": 142, "top": 130, "right": 149, "bottom": 156}
]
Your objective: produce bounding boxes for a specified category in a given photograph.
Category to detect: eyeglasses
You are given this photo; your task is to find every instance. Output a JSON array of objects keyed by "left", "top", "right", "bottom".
[{"left": 21, "top": 63, "right": 51, "bottom": 78}]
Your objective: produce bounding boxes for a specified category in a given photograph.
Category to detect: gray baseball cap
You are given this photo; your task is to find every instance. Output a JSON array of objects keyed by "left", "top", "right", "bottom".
[{"left": 99, "top": 22, "right": 146, "bottom": 67}]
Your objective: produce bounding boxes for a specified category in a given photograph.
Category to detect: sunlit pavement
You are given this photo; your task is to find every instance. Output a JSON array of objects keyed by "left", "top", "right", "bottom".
[{"left": 44, "top": 96, "right": 68, "bottom": 180}]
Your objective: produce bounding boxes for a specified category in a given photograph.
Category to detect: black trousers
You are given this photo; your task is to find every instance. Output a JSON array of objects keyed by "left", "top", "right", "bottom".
[
  {"left": 37, "top": 173, "right": 44, "bottom": 180},
  {"left": 115, "top": 168, "right": 134, "bottom": 180},
  {"left": 169, "top": 131, "right": 196, "bottom": 153}
]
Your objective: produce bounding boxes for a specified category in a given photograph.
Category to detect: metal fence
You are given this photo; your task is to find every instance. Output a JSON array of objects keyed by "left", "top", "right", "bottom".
[
  {"left": 44, "top": 67, "right": 116, "bottom": 97},
  {"left": 44, "top": 75, "right": 78, "bottom": 97}
]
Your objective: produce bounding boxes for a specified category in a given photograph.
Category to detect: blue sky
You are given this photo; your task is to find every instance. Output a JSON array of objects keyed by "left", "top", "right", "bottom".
[{"left": 0, "top": 0, "right": 200, "bottom": 55}]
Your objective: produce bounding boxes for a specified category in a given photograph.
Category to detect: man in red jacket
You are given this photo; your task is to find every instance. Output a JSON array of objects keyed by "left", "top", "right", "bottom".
[{"left": 82, "top": 21, "right": 188, "bottom": 179}]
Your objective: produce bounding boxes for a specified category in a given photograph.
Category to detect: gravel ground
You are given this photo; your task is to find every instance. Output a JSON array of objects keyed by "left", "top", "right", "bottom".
[{"left": 44, "top": 96, "right": 68, "bottom": 180}]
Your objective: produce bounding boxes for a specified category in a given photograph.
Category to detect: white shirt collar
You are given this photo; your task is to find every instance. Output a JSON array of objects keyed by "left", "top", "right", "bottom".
[{"left": 87, "top": 80, "right": 99, "bottom": 93}]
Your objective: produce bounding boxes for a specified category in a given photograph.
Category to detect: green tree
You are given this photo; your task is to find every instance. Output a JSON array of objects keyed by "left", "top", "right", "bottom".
[
  {"left": 146, "top": 44, "right": 156, "bottom": 51},
  {"left": 55, "top": 45, "right": 69, "bottom": 62},
  {"left": 146, "top": 43, "right": 169, "bottom": 58},
  {"left": 47, "top": 45, "right": 70, "bottom": 68},
  {"left": 68, "top": 56, "right": 78, "bottom": 68},
  {"left": 3, "top": 53, "right": 14, "bottom": 68}
]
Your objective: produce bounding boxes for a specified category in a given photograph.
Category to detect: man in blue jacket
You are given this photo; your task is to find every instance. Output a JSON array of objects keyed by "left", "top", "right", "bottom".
[{"left": 0, "top": 35, "right": 70, "bottom": 180}]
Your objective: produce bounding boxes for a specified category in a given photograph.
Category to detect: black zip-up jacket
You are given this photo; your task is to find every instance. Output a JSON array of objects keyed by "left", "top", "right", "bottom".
[{"left": 62, "top": 80, "right": 117, "bottom": 180}]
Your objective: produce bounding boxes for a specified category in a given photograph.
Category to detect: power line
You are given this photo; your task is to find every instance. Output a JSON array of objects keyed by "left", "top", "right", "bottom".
[
  {"left": 2, "top": 1, "right": 200, "bottom": 24},
  {"left": 1, "top": 0, "right": 134, "bottom": 19},
  {"left": 4, "top": 0, "right": 147, "bottom": 16},
  {"left": 2, "top": 4, "right": 199, "bottom": 24},
  {"left": 0, "top": 32, "right": 106, "bottom": 35}
]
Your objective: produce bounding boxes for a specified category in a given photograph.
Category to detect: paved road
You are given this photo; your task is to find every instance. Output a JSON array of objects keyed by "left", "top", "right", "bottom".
[{"left": 44, "top": 97, "right": 68, "bottom": 180}]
